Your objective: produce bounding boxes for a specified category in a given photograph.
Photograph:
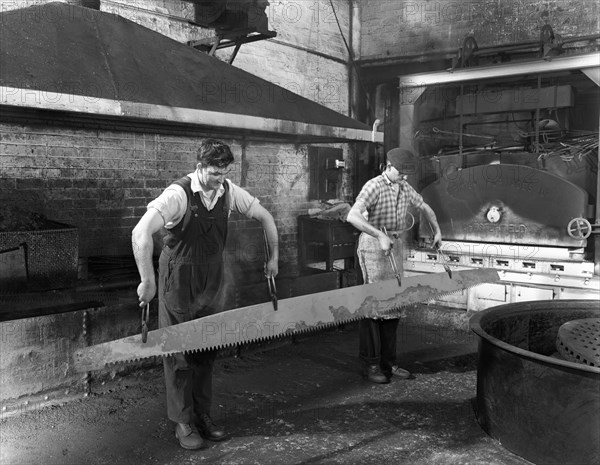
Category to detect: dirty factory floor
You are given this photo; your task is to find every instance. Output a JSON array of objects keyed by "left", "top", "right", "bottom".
[{"left": 0, "top": 319, "right": 533, "bottom": 465}]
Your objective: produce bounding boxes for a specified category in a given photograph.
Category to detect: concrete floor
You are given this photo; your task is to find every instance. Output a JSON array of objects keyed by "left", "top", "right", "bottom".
[{"left": 0, "top": 321, "right": 533, "bottom": 465}]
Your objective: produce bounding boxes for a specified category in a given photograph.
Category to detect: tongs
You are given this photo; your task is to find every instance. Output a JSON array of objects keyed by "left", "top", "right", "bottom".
[
  {"left": 263, "top": 230, "right": 278, "bottom": 311},
  {"left": 141, "top": 303, "right": 149, "bottom": 343},
  {"left": 381, "top": 227, "right": 402, "bottom": 287},
  {"left": 434, "top": 243, "right": 452, "bottom": 278},
  {"left": 429, "top": 223, "right": 452, "bottom": 278}
]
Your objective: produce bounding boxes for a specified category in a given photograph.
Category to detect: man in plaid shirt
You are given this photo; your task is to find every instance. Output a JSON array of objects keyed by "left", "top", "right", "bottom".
[{"left": 347, "top": 148, "right": 442, "bottom": 384}]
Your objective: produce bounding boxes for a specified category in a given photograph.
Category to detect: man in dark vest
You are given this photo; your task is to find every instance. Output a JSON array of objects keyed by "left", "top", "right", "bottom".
[{"left": 132, "top": 139, "right": 279, "bottom": 450}]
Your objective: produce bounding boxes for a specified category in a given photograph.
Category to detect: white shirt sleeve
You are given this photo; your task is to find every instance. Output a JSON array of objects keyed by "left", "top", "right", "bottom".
[
  {"left": 226, "top": 180, "right": 260, "bottom": 219},
  {"left": 147, "top": 184, "right": 187, "bottom": 229}
]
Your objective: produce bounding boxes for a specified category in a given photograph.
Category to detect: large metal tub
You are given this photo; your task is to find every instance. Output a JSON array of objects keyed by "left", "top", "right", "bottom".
[{"left": 469, "top": 300, "right": 600, "bottom": 465}]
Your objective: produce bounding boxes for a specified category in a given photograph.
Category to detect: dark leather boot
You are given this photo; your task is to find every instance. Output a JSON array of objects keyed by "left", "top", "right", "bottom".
[
  {"left": 363, "top": 364, "right": 389, "bottom": 384},
  {"left": 197, "top": 413, "right": 229, "bottom": 442},
  {"left": 175, "top": 423, "right": 206, "bottom": 450},
  {"left": 390, "top": 365, "right": 411, "bottom": 379}
]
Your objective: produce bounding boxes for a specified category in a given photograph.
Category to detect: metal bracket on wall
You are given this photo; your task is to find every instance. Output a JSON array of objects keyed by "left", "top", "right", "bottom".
[
  {"left": 460, "top": 36, "right": 479, "bottom": 68},
  {"left": 540, "top": 23, "right": 563, "bottom": 58},
  {"left": 188, "top": 30, "right": 276, "bottom": 64}
]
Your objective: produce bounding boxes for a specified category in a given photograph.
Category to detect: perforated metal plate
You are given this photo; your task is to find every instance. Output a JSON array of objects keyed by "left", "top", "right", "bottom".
[{"left": 556, "top": 318, "right": 600, "bottom": 367}]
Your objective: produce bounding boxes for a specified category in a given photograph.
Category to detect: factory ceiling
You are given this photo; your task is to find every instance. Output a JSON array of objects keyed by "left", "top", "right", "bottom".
[{"left": 0, "top": 2, "right": 381, "bottom": 143}]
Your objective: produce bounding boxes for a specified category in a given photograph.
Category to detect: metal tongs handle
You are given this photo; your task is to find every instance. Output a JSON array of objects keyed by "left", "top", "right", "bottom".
[
  {"left": 263, "top": 230, "right": 278, "bottom": 311},
  {"left": 381, "top": 227, "right": 402, "bottom": 287},
  {"left": 429, "top": 223, "right": 452, "bottom": 279},
  {"left": 435, "top": 243, "right": 453, "bottom": 279},
  {"left": 141, "top": 303, "right": 149, "bottom": 343}
]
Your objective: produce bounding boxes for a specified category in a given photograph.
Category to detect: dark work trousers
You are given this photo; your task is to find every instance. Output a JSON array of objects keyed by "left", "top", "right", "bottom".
[
  {"left": 359, "top": 318, "right": 399, "bottom": 375},
  {"left": 158, "top": 176, "right": 229, "bottom": 424},
  {"left": 159, "top": 296, "right": 219, "bottom": 423},
  {"left": 356, "top": 232, "right": 404, "bottom": 376}
]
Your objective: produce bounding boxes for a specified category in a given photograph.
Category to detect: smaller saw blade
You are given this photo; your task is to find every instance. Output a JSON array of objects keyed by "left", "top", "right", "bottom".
[{"left": 74, "top": 268, "right": 499, "bottom": 372}]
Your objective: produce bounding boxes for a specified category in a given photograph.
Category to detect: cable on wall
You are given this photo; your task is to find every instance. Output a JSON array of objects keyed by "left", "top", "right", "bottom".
[{"left": 328, "top": 0, "right": 372, "bottom": 120}]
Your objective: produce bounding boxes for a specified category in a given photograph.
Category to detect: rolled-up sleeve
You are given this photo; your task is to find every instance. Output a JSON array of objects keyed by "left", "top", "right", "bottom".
[
  {"left": 354, "top": 178, "right": 379, "bottom": 213},
  {"left": 147, "top": 185, "right": 187, "bottom": 229},
  {"left": 227, "top": 180, "right": 260, "bottom": 219},
  {"left": 406, "top": 185, "right": 424, "bottom": 209}
]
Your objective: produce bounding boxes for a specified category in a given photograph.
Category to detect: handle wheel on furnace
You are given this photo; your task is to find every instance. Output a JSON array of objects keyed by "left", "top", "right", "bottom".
[{"left": 567, "top": 217, "right": 593, "bottom": 240}]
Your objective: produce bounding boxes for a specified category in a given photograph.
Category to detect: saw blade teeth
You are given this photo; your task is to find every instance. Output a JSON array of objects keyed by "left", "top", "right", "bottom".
[{"left": 78, "top": 270, "right": 499, "bottom": 369}]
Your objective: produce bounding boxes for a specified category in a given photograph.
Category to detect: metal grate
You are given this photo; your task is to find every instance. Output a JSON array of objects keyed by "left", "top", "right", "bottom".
[{"left": 556, "top": 318, "right": 600, "bottom": 367}]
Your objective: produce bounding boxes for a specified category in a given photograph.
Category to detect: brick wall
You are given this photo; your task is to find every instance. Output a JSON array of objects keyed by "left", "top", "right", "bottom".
[
  {"left": 1, "top": 124, "right": 156, "bottom": 257},
  {"left": 359, "top": 0, "right": 600, "bottom": 59},
  {"left": 0, "top": 123, "right": 316, "bottom": 276}
]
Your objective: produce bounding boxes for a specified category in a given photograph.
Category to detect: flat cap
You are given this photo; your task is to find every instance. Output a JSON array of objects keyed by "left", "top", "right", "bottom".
[{"left": 386, "top": 148, "right": 417, "bottom": 174}]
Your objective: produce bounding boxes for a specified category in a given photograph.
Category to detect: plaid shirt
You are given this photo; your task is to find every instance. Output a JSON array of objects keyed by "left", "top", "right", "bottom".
[{"left": 354, "top": 173, "right": 423, "bottom": 231}]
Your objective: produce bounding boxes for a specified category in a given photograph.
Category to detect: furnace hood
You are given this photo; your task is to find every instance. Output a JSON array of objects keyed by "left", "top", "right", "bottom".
[{"left": 0, "top": 2, "right": 381, "bottom": 143}]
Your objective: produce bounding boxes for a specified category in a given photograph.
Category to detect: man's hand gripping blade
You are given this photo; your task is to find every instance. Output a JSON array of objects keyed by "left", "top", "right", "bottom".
[{"left": 73, "top": 268, "right": 500, "bottom": 372}]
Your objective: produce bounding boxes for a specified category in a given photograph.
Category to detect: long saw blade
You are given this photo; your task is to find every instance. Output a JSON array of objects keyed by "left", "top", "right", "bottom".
[{"left": 74, "top": 268, "right": 499, "bottom": 372}]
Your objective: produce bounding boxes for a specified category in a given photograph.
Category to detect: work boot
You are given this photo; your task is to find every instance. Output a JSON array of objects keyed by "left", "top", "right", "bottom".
[
  {"left": 175, "top": 423, "right": 206, "bottom": 450},
  {"left": 390, "top": 365, "right": 412, "bottom": 379},
  {"left": 363, "top": 364, "right": 389, "bottom": 384},
  {"left": 197, "top": 412, "right": 229, "bottom": 442}
]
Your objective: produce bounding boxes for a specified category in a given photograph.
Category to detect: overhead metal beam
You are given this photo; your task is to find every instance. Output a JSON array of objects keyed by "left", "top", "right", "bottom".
[{"left": 398, "top": 52, "right": 600, "bottom": 88}]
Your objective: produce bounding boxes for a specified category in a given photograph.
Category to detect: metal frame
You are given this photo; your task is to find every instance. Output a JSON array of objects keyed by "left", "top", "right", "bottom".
[{"left": 188, "top": 30, "right": 277, "bottom": 64}]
